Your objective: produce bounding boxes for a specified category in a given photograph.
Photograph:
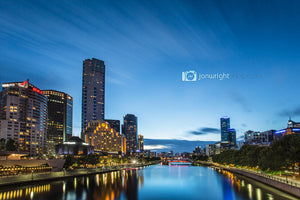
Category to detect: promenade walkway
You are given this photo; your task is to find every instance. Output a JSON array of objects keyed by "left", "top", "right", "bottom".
[
  {"left": 213, "top": 162, "right": 300, "bottom": 188},
  {"left": 0, "top": 163, "right": 158, "bottom": 187},
  {"left": 195, "top": 161, "right": 300, "bottom": 198}
]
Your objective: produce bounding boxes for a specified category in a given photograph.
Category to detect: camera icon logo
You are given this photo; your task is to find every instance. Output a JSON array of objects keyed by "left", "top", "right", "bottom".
[{"left": 182, "top": 70, "right": 197, "bottom": 81}]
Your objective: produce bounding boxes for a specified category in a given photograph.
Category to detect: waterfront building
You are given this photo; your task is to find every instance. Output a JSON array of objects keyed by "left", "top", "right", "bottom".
[
  {"left": 144, "top": 150, "right": 150, "bottom": 157},
  {"left": 81, "top": 58, "right": 105, "bottom": 138},
  {"left": 0, "top": 80, "right": 47, "bottom": 156},
  {"left": 274, "top": 128, "right": 300, "bottom": 140},
  {"left": 83, "top": 120, "right": 125, "bottom": 154},
  {"left": 122, "top": 114, "right": 138, "bottom": 153},
  {"left": 273, "top": 119, "right": 300, "bottom": 140},
  {"left": 42, "top": 90, "right": 73, "bottom": 156},
  {"left": 55, "top": 136, "right": 94, "bottom": 156},
  {"left": 158, "top": 152, "right": 167, "bottom": 157},
  {"left": 244, "top": 130, "right": 275, "bottom": 146},
  {"left": 0, "top": 150, "right": 64, "bottom": 172},
  {"left": 150, "top": 152, "right": 156, "bottom": 157},
  {"left": 193, "top": 146, "right": 201, "bottom": 156},
  {"left": 205, "top": 144, "right": 215, "bottom": 157},
  {"left": 181, "top": 152, "right": 191, "bottom": 158},
  {"left": 220, "top": 117, "right": 230, "bottom": 145},
  {"left": 138, "top": 134, "right": 144, "bottom": 152},
  {"left": 167, "top": 150, "right": 173, "bottom": 157},
  {"left": 214, "top": 142, "right": 222, "bottom": 155}
]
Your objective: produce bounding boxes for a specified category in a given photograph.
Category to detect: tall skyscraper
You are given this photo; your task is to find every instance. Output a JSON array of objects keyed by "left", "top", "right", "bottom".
[
  {"left": 122, "top": 114, "right": 138, "bottom": 153},
  {"left": 220, "top": 117, "right": 230, "bottom": 144},
  {"left": 138, "top": 134, "right": 144, "bottom": 152},
  {"left": 0, "top": 80, "right": 47, "bottom": 156},
  {"left": 42, "top": 90, "right": 73, "bottom": 156},
  {"left": 81, "top": 58, "right": 105, "bottom": 138}
]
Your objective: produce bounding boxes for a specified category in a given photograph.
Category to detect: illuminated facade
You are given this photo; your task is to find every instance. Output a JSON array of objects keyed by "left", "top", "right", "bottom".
[
  {"left": 274, "top": 119, "right": 300, "bottom": 140},
  {"left": 83, "top": 120, "right": 125, "bottom": 153},
  {"left": 0, "top": 80, "right": 47, "bottom": 156},
  {"left": 42, "top": 90, "right": 73, "bottom": 156},
  {"left": 220, "top": 117, "right": 230, "bottom": 144},
  {"left": 81, "top": 58, "right": 105, "bottom": 138},
  {"left": 122, "top": 114, "right": 138, "bottom": 153},
  {"left": 138, "top": 134, "right": 144, "bottom": 152}
]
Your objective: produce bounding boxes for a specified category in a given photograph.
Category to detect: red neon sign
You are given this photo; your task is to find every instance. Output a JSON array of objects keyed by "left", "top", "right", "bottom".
[
  {"left": 32, "top": 87, "right": 43, "bottom": 94},
  {"left": 21, "top": 80, "right": 28, "bottom": 86}
]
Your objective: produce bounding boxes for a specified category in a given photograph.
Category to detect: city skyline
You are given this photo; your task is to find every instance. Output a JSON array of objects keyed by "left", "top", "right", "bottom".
[{"left": 1, "top": 0, "right": 300, "bottom": 150}]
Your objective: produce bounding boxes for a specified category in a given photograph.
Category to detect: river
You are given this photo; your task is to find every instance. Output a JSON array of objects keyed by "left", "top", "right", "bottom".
[{"left": 0, "top": 164, "right": 297, "bottom": 200}]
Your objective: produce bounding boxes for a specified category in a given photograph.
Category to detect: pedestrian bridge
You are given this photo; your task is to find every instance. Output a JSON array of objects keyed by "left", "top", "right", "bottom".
[{"left": 168, "top": 160, "right": 192, "bottom": 165}]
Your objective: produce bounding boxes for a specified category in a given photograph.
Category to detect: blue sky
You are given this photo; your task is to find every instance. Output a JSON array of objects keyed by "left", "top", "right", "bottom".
[{"left": 1, "top": 0, "right": 300, "bottom": 151}]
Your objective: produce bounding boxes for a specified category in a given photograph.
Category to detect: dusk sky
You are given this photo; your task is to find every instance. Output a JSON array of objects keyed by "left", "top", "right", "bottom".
[{"left": 1, "top": 0, "right": 300, "bottom": 151}]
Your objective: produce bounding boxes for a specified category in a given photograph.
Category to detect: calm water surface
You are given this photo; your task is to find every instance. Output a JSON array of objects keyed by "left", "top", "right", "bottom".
[{"left": 0, "top": 165, "right": 297, "bottom": 200}]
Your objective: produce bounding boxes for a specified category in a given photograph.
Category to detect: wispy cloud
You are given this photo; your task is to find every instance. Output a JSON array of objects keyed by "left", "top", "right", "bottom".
[
  {"left": 241, "top": 123, "right": 247, "bottom": 127},
  {"left": 188, "top": 127, "right": 220, "bottom": 136},
  {"left": 106, "top": 76, "right": 126, "bottom": 86},
  {"left": 144, "top": 138, "right": 216, "bottom": 152},
  {"left": 229, "top": 92, "right": 251, "bottom": 112},
  {"left": 278, "top": 107, "right": 300, "bottom": 117},
  {"left": 144, "top": 145, "right": 170, "bottom": 150}
]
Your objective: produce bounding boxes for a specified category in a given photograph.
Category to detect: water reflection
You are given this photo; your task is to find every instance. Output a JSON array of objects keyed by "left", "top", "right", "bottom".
[
  {"left": 216, "top": 169, "right": 296, "bottom": 200},
  {"left": 0, "top": 184, "right": 50, "bottom": 200},
  {"left": 0, "top": 166, "right": 297, "bottom": 200}
]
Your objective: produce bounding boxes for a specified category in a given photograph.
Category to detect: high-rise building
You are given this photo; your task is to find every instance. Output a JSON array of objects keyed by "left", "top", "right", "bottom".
[
  {"left": 138, "top": 134, "right": 144, "bottom": 152},
  {"left": 105, "top": 119, "right": 120, "bottom": 133},
  {"left": 83, "top": 120, "right": 125, "bottom": 153},
  {"left": 0, "top": 80, "right": 47, "bottom": 156},
  {"left": 227, "top": 128, "right": 236, "bottom": 147},
  {"left": 122, "top": 114, "right": 137, "bottom": 153},
  {"left": 42, "top": 90, "right": 73, "bottom": 156},
  {"left": 220, "top": 117, "right": 230, "bottom": 144},
  {"left": 81, "top": 58, "right": 105, "bottom": 138}
]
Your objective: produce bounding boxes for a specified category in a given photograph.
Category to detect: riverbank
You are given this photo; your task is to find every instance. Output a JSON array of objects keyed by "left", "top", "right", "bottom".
[
  {"left": 0, "top": 161, "right": 160, "bottom": 187},
  {"left": 195, "top": 161, "right": 300, "bottom": 198}
]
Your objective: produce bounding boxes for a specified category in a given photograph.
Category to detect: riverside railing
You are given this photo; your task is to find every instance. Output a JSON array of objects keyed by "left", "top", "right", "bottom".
[{"left": 216, "top": 164, "right": 300, "bottom": 188}]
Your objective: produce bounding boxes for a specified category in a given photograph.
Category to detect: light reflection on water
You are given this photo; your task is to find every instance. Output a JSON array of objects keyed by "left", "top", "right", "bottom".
[{"left": 0, "top": 165, "right": 297, "bottom": 200}]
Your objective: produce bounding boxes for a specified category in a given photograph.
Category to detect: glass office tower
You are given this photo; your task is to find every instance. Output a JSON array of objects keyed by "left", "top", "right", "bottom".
[
  {"left": 221, "top": 117, "right": 230, "bottom": 144},
  {"left": 42, "top": 90, "right": 73, "bottom": 156},
  {"left": 122, "top": 114, "right": 138, "bottom": 153}
]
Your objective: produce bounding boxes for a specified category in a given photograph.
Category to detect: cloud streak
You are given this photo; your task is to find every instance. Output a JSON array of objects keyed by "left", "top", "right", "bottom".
[
  {"left": 189, "top": 127, "right": 220, "bottom": 136},
  {"left": 278, "top": 107, "right": 300, "bottom": 117},
  {"left": 144, "top": 138, "right": 217, "bottom": 152},
  {"left": 144, "top": 145, "right": 170, "bottom": 150},
  {"left": 229, "top": 92, "right": 251, "bottom": 112}
]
